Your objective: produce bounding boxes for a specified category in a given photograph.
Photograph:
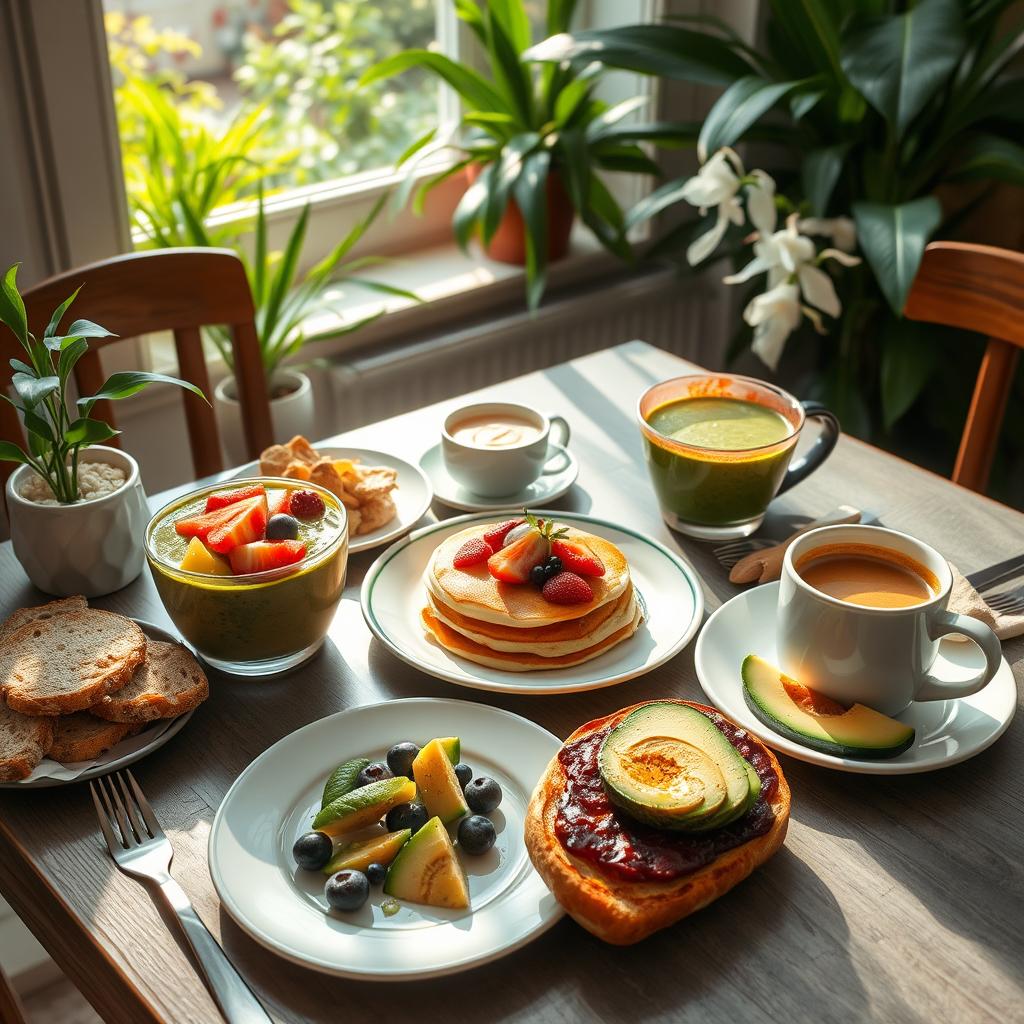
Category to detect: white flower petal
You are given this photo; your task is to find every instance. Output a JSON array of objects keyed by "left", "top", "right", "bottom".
[
  {"left": 751, "top": 317, "right": 792, "bottom": 371},
  {"left": 723, "top": 255, "right": 770, "bottom": 285},
  {"left": 798, "top": 264, "right": 841, "bottom": 317},
  {"left": 746, "top": 171, "right": 777, "bottom": 236},
  {"left": 686, "top": 213, "right": 729, "bottom": 266},
  {"left": 818, "top": 247, "right": 862, "bottom": 267}
]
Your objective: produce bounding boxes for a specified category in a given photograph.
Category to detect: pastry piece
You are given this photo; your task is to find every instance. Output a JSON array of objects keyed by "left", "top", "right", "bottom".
[
  {"left": 285, "top": 460, "right": 312, "bottom": 481},
  {"left": 0, "top": 610, "right": 147, "bottom": 716},
  {"left": 0, "top": 701, "right": 55, "bottom": 781},
  {"left": 285, "top": 435, "right": 321, "bottom": 466},
  {"left": 259, "top": 444, "right": 293, "bottom": 477},
  {"left": 355, "top": 494, "right": 396, "bottom": 534},
  {"left": 48, "top": 713, "right": 131, "bottom": 763},
  {"left": 0, "top": 595, "right": 87, "bottom": 639},
  {"left": 90, "top": 640, "right": 208, "bottom": 723},
  {"left": 525, "top": 700, "right": 790, "bottom": 944}
]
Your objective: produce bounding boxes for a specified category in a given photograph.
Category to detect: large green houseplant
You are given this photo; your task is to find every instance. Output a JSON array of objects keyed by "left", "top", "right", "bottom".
[
  {"left": 360, "top": 0, "right": 692, "bottom": 308},
  {"left": 530, "top": 0, "right": 1024, "bottom": 446}
]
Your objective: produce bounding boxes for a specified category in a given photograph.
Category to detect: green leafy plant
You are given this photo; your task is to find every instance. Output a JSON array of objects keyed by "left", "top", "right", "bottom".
[
  {"left": 361, "top": 0, "right": 692, "bottom": 309},
  {"left": 531, "top": 0, "right": 1024, "bottom": 433},
  {"left": 191, "top": 190, "right": 419, "bottom": 384},
  {"left": 0, "top": 265, "right": 205, "bottom": 504}
]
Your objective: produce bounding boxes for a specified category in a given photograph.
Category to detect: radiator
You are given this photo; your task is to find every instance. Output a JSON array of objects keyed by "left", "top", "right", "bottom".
[{"left": 325, "top": 268, "right": 722, "bottom": 430}]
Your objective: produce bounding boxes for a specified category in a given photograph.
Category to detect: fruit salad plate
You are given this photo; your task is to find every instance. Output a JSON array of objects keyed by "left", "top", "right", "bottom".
[
  {"left": 208, "top": 697, "right": 563, "bottom": 980},
  {"left": 229, "top": 447, "right": 433, "bottom": 554},
  {"left": 361, "top": 511, "right": 703, "bottom": 695},
  {"left": 695, "top": 582, "right": 1017, "bottom": 775}
]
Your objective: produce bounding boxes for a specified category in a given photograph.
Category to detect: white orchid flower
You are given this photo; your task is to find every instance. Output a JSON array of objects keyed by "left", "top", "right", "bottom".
[
  {"left": 680, "top": 148, "right": 746, "bottom": 266},
  {"left": 799, "top": 216, "right": 857, "bottom": 253},
  {"left": 746, "top": 170, "right": 778, "bottom": 237},
  {"left": 743, "top": 282, "right": 802, "bottom": 371}
]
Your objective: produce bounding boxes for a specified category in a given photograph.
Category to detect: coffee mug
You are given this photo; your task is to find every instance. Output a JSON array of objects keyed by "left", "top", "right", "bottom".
[
  {"left": 777, "top": 524, "right": 1002, "bottom": 716},
  {"left": 441, "top": 401, "right": 570, "bottom": 497},
  {"left": 637, "top": 374, "right": 839, "bottom": 540}
]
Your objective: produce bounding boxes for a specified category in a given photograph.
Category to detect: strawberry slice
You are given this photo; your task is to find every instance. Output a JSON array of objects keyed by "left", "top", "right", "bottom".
[
  {"left": 267, "top": 489, "right": 291, "bottom": 517},
  {"left": 487, "top": 530, "right": 550, "bottom": 583},
  {"left": 551, "top": 537, "right": 605, "bottom": 577},
  {"left": 453, "top": 537, "right": 492, "bottom": 569},
  {"left": 174, "top": 501, "right": 246, "bottom": 541},
  {"left": 229, "top": 540, "right": 305, "bottom": 575},
  {"left": 541, "top": 571, "right": 594, "bottom": 605},
  {"left": 483, "top": 518, "right": 524, "bottom": 550},
  {"left": 204, "top": 483, "right": 266, "bottom": 514},
  {"left": 206, "top": 495, "right": 268, "bottom": 554}
]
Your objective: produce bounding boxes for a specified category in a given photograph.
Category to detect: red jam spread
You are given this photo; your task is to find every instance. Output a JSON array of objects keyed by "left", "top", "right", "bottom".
[{"left": 554, "top": 707, "right": 778, "bottom": 883}]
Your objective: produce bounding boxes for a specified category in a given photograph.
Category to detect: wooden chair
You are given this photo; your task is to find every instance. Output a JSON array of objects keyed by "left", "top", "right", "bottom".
[
  {"left": 0, "top": 963, "right": 27, "bottom": 1024},
  {"left": 1, "top": 249, "right": 274, "bottom": 497},
  {"left": 904, "top": 241, "right": 1024, "bottom": 493}
]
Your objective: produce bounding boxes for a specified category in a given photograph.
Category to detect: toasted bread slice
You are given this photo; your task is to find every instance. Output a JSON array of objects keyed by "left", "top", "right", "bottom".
[
  {"left": 0, "top": 596, "right": 88, "bottom": 640},
  {"left": 48, "top": 713, "right": 131, "bottom": 763},
  {"left": 91, "top": 640, "right": 208, "bottom": 723},
  {"left": 524, "top": 700, "right": 790, "bottom": 945},
  {"left": 0, "top": 610, "right": 147, "bottom": 716},
  {"left": 0, "top": 701, "right": 55, "bottom": 781}
]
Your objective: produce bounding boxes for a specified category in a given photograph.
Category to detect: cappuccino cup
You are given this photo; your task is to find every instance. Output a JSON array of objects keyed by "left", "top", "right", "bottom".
[{"left": 777, "top": 524, "right": 1002, "bottom": 716}]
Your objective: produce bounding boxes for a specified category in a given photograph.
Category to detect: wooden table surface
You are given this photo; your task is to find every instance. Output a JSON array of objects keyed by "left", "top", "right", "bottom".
[{"left": 0, "top": 342, "right": 1021, "bottom": 1024}]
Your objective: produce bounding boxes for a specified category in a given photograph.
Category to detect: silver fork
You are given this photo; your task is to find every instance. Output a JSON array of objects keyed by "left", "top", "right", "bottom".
[
  {"left": 986, "top": 588, "right": 1024, "bottom": 616},
  {"left": 91, "top": 771, "right": 272, "bottom": 1024},
  {"left": 713, "top": 505, "right": 864, "bottom": 568}
]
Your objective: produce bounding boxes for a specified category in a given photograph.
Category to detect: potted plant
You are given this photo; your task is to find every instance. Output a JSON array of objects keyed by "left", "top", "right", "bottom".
[
  {"left": 0, "top": 264, "right": 204, "bottom": 597},
  {"left": 361, "top": 0, "right": 691, "bottom": 309}
]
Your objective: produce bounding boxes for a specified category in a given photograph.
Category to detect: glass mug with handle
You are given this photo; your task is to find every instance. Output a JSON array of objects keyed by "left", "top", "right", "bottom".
[{"left": 637, "top": 374, "right": 840, "bottom": 540}]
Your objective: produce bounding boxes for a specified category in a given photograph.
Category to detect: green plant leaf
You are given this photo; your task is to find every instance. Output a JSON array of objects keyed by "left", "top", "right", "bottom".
[
  {"left": 22, "top": 406, "right": 55, "bottom": 443},
  {"left": 481, "top": 133, "right": 540, "bottom": 246},
  {"left": 853, "top": 197, "right": 942, "bottom": 314},
  {"left": 768, "top": 0, "right": 845, "bottom": 82},
  {"left": 624, "top": 176, "right": 691, "bottom": 229},
  {"left": 11, "top": 373, "right": 60, "bottom": 408},
  {"left": 263, "top": 203, "right": 311, "bottom": 347},
  {"left": 57, "top": 338, "right": 88, "bottom": 385},
  {"left": 880, "top": 319, "right": 937, "bottom": 429},
  {"left": 547, "top": 0, "right": 578, "bottom": 35},
  {"left": 585, "top": 96, "right": 648, "bottom": 142},
  {"left": 482, "top": 6, "right": 534, "bottom": 128},
  {"left": 489, "top": 0, "right": 532, "bottom": 54},
  {"left": 0, "top": 264, "right": 28, "bottom": 347},
  {"left": 64, "top": 418, "right": 121, "bottom": 446},
  {"left": 698, "top": 76, "right": 809, "bottom": 157},
  {"left": 592, "top": 121, "right": 701, "bottom": 148},
  {"left": 43, "top": 287, "right": 82, "bottom": 338},
  {"left": 45, "top": 318, "right": 116, "bottom": 351},
  {"left": 9, "top": 358, "right": 34, "bottom": 376},
  {"left": 802, "top": 143, "right": 851, "bottom": 216},
  {"left": 453, "top": 163, "right": 495, "bottom": 253},
  {"left": 790, "top": 89, "right": 824, "bottom": 120},
  {"left": 513, "top": 149, "right": 552, "bottom": 311},
  {"left": 78, "top": 371, "right": 206, "bottom": 414},
  {"left": 840, "top": 0, "right": 965, "bottom": 136},
  {"left": 948, "top": 134, "right": 1024, "bottom": 186},
  {"left": 0, "top": 440, "right": 35, "bottom": 466}
]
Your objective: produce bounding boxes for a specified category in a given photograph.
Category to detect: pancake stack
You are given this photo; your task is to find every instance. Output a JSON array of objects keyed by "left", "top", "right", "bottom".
[{"left": 422, "top": 523, "right": 642, "bottom": 671}]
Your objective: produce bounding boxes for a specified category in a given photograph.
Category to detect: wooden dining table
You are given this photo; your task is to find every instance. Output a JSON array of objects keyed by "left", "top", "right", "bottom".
[{"left": 0, "top": 341, "right": 1021, "bottom": 1024}]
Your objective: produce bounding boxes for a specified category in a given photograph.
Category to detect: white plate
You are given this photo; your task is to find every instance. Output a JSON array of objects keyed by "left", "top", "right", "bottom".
[
  {"left": 361, "top": 511, "right": 703, "bottom": 695},
  {"left": 694, "top": 582, "right": 1017, "bottom": 774},
  {"left": 419, "top": 442, "right": 578, "bottom": 511},
  {"left": 0, "top": 620, "right": 196, "bottom": 789},
  {"left": 229, "top": 447, "right": 433, "bottom": 554},
  {"left": 208, "top": 697, "right": 563, "bottom": 980}
]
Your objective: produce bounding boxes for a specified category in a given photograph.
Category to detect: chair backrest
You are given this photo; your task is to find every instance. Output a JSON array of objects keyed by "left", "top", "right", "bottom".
[
  {"left": 1, "top": 248, "right": 274, "bottom": 497},
  {"left": 903, "top": 241, "right": 1024, "bottom": 493},
  {"left": 0, "top": 963, "right": 27, "bottom": 1024}
]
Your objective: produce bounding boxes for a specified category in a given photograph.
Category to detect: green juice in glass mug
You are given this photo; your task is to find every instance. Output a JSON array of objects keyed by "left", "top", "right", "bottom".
[{"left": 637, "top": 375, "right": 839, "bottom": 540}]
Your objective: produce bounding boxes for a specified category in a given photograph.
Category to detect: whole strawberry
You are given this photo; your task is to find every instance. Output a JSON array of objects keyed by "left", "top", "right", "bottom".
[
  {"left": 541, "top": 571, "right": 594, "bottom": 605},
  {"left": 483, "top": 518, "right": 524, "bottom": 550},
  {"left": 550, "top": 537, "right": 605, "bottom": 577},
  {"left": 453, "top": 537, "right": 492, "bottom": 569}
]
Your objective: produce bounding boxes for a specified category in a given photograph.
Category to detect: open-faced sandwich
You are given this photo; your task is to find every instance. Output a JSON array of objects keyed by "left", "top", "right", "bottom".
[
  {"left": 525, "top": 699, "right": 789, "bottom": 944},
  {"left": 422, "top": 513, "right": 642, "bottom": 671}
]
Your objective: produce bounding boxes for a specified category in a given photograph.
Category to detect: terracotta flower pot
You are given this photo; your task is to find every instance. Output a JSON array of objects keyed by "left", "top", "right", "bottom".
[{"left": 464, "top": 164, "right": 575, "bottom": 266}]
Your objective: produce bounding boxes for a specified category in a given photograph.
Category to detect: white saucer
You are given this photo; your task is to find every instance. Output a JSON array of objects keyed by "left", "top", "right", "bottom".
[
  {"left": 694, "top": 582, "right": 1017, "bottom": 774},
  {"left": 208, "top": 697, "right": 563, "bottom": 980},
  {"left": 361, "top": 511, "right": 703, "bottom": 695},
  {"left": 229, "top": 446, "right": 433, "bottom": 554},
  {"left": 419, "top": 442, "right": 578, "bottom": 511}
]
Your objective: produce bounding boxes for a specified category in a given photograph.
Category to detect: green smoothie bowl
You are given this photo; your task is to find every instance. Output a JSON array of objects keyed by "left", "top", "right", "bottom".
[{"left": 146, "top": 477, "right": 348, "bottom": 677}]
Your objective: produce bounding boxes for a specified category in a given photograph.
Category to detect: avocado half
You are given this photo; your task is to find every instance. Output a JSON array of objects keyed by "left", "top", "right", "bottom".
[
  {"left": 741, "top": 654, "right": 915, "bottom": 759},
  {"left": 598, "top": 702, "right": 758, "bottom": 833}
]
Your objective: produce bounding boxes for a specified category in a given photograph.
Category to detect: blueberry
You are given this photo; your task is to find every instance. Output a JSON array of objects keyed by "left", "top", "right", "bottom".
[
  {"left": 325, "top": 869, "right": 369, "bottom": 911},
  {"left": 386, "top": 741, "right": 419, "bottom": 778},
  {"left": 292, "top": 831, "right": 332, "bottom": 871},
  {"left": 266, "top": 513, "right": 299, "bottom": 541},
  {"left": 546, "top": 555, "right": 562, "bottom": 574},
  {"left": 465, "top": 777, "right": 502, "bottom": 814},
  {"left": 365, "top": 862, "right": 387, "bottom": 886},
  {"left": 530, "top": 564, "right": 547, "bottom": 587},
  {"left": 385, "top": 801, "right": 429, "bottom": 834},
  {"left": 457, "top": 815, "right": 496, "bottom": 855},
  {"left": 356, "top": 761, "right": 393, "bottom": 787},
  {"left": 453, "top": 762, "right": 473, "bottom": 789}
]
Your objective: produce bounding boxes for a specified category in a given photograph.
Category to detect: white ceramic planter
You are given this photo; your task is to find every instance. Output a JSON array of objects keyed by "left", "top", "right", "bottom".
[
  {"left": 6, "top": 446, "right": 149, "bottom": 598},
  {"left": 215, "top": 368, "right": 315, "bottom": 466}
]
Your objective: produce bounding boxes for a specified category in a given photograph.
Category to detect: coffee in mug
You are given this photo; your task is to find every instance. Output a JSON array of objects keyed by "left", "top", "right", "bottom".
[{"left": 795, "top": 543, "right": 939, "bottom": 609}]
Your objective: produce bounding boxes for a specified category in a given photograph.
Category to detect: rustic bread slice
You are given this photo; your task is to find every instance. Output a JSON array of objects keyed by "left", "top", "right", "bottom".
[
  {"left": 524, "top": 700, "right": 790, "bottom": 945},
  {"left": 48, "top": 713, "right": 130, "bottom": 763},
  {"left": 91, "top": 640, "right": 208, "bottom": 723},
  {"left": 0, "top": 701, "right": 55, "bottom": 781},
  {"left": 0, "top": 596, "right": 88, "bottom": 640},
  {"left": 0, "top": 610, "right": 146, "bottom": 716}
]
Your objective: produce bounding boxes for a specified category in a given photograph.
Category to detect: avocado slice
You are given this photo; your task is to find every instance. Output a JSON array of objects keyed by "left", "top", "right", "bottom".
[
  {"left": 322, "top": 828, "right": 412, "bottom": 875},
  {"left": 599, "top": 702, "right": 752, "bottom": 832},
  {"left": 383, "top": 816, "right": 469, "bottom": 909},
  {"left": 313, "top": 777, "right": 416, "bottom": 837},
  {"left": 742, "top": 654, "right": 915, "bottom": 758},
  {"left": 321, "top": 757, "right": 371, "bottom": 809},
  {"left": 438, "top": 736, "right": 460, "bottom": 764},
  {"left": 413, "top": 739, "right": 469, "bottom": 824}
]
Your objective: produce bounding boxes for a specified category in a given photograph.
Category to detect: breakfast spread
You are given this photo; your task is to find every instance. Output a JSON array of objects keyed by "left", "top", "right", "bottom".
[
  {"left": 291, "top": 733, "right": 503, "bottom": 915},
  {"left": 421, "top": 513, "right": 643, "bottom": 671},
  {"left": 524, "top": 699, "right": 790, "bottom": 944},
  {"left": 0, "top": 597, "right": 208, "bottom": 782},
  {"left": 260, "top": 435, "right": 398, "bottom": 536}
]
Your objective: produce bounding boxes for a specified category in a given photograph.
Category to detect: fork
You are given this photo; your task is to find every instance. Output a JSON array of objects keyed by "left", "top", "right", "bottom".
[
  {"left": 91, "top": 771, "right": 272, "bottom": 1024},
  {"left": 986, "top": 588, "right": 1024, "bottom": 616}
]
